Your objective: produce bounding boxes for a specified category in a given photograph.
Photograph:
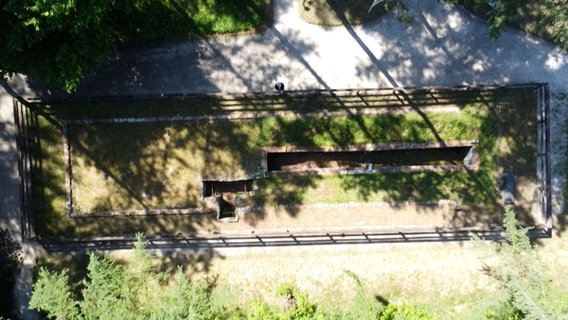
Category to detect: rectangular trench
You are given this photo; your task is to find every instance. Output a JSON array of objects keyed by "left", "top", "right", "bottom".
[{"left": 264, "top": 142, "right": 477, "bottom": 173}]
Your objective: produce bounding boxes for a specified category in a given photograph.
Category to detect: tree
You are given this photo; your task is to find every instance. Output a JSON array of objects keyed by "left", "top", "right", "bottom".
[
  {"left": 29, "top": 233, "right": 215, "bottom": 319},
  {"left": 370, "top": 0, "right": 568, "bottom": 50},
  {"left": 447, "top": 0, "right": 568, "bottom": 49},
  {"left": 367, "top": 0, "right": 412, "bottom": 22},
  {"left": 0, "top": 0, "right": 271, "bottom": 93},
  {"left": 450, "top": 0, "right": 525, "bottom": 39},
  {"left": 477, "top": 210, "right": 567, "bottom": 319},
  {"left": 28, "top": 268, "right": 80, "bottom": 319},
  {"left": 0, "top": 0, "right": 134, "bottom": 92}
]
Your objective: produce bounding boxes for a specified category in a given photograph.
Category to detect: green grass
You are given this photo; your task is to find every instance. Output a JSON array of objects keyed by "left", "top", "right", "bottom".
[
  {"left": 69, "top": 120, "right": 259, "bottom": 213},
  {"left": 124, "top": 0, "right": 272, "bottom": 39},
  {"left": 29, "top": 87, "right": 539, "bottom": 237},
  {"left": 254, "top": 111, "right": 499, "bottom": 209},
  {"left": 255, "top": 109, "right": 485, "bottom": 146},
  {"left": 256, "top": 169, "right": 497, "bottom": 206},
  {"left": 63, "top": 109, "right": 484, "bottom": 214}
]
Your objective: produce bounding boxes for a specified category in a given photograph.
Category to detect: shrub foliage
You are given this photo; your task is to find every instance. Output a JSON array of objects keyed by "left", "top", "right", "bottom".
[{"left": 478, "top": 210, "right": 567, "bottom": 319}]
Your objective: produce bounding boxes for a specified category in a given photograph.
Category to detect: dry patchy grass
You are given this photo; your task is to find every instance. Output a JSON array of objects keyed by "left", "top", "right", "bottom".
[
  {"left": 70, "top": 121, "right": 259, "bottom": 213},
  {"left": 30, "top": 87, "right": 541, "bottom": 237}
]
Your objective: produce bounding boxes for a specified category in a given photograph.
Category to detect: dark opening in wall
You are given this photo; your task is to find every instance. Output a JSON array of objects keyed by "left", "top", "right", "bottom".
[
  {"left": 202, "top": 179, "right": 254, "bottom": 197},
  {"left": 263, "top": 142, "right": 477, "bottom": 173}
]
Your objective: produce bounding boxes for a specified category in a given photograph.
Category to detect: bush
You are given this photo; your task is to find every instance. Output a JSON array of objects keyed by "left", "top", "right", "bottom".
[
  {"left": 232, "top": 283, "right": 322, "bottom": 320},
  {"left": 29, "top": 233, "right": 217, "bottom": 319},
  {"left": 475, "top": 210, "right": 568, "bottom": 319},
  {"left": 378, "top": 303, "right": 437, "bottom": 320}
]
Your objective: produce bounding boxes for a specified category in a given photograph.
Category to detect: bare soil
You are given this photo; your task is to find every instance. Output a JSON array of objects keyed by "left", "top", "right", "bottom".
[{"left": 198, "top": 202, "right": 499, "bottom": 235}]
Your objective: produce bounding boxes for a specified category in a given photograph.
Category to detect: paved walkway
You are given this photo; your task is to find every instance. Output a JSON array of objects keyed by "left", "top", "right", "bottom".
[
  {"left": 70, "top": 0, "right": 568, "bottom": 95},
  {"left": 0, "top": 86, "right": 43, "bottom": 319},
  {"left": 1, "top": 0, "right": 568, "bottom": 318},
  {"left": 68, "top": 0, "right": 568, "bottom": 216}
]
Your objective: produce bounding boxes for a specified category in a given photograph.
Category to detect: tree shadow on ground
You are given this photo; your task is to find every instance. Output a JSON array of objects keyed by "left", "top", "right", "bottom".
[
  {"left": 12, "top": 0, "right": 274, "bottom": 96},
  {"left": 0, "top": 87, "right": 24, "bottom": 243},
  {"left": 329, "top": 2, "right": 554, "bottom": 223},
  {"left": 353, "top": 0, "right": 568, "bottom": 87},
  {"left": 299, "top": 0, "right": 388, "bottom": 26},
  {"left": 44, "top": 113, "right": 257, "bottom": 237},
  {"left": 14, "top": 0, "right": 556, "bottom": 239},
  {"left": 24, "top": 85, "right": 544, "bottom": 239},
  {"left": 154, "top": 248, "right": 222, "bottom": 278},
  {"left": 252, "top": 175, "right": 322, "bottom": 220}
]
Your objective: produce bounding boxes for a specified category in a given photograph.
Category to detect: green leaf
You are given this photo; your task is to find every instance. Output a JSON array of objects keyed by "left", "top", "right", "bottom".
[{"left": 29, "top": 268, "right": 80, "bottom": 320}]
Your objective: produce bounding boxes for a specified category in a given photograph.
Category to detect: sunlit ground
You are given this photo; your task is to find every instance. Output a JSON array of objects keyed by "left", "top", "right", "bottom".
[{"left": 30, "top": 87, "right": 540, "bottom": 237}]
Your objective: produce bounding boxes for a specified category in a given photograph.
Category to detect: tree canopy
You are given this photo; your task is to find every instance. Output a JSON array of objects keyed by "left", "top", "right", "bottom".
[
  {"left": 2, "top": 0, "right": 567, "bottom": 93},
  {"left": 0, "top": 0, "right": 134, "bottom": 92},
  {"left": 29, "top": 214, "right": 568, "bottom": 319},
  {"left": 0, "top": 0, "right": 270, "bottom": 92},
  {"left": 449, "top": 0, "right": 568, "bottom": 48},
  {"left": 29, "top": 234, "right": 437, "bottom": 319},
  {"left": 476, "top": 210, "right": 568, "bottom": 319},
  {"left": 29, "top": 233, "right": 217, "bottom": 319}
]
